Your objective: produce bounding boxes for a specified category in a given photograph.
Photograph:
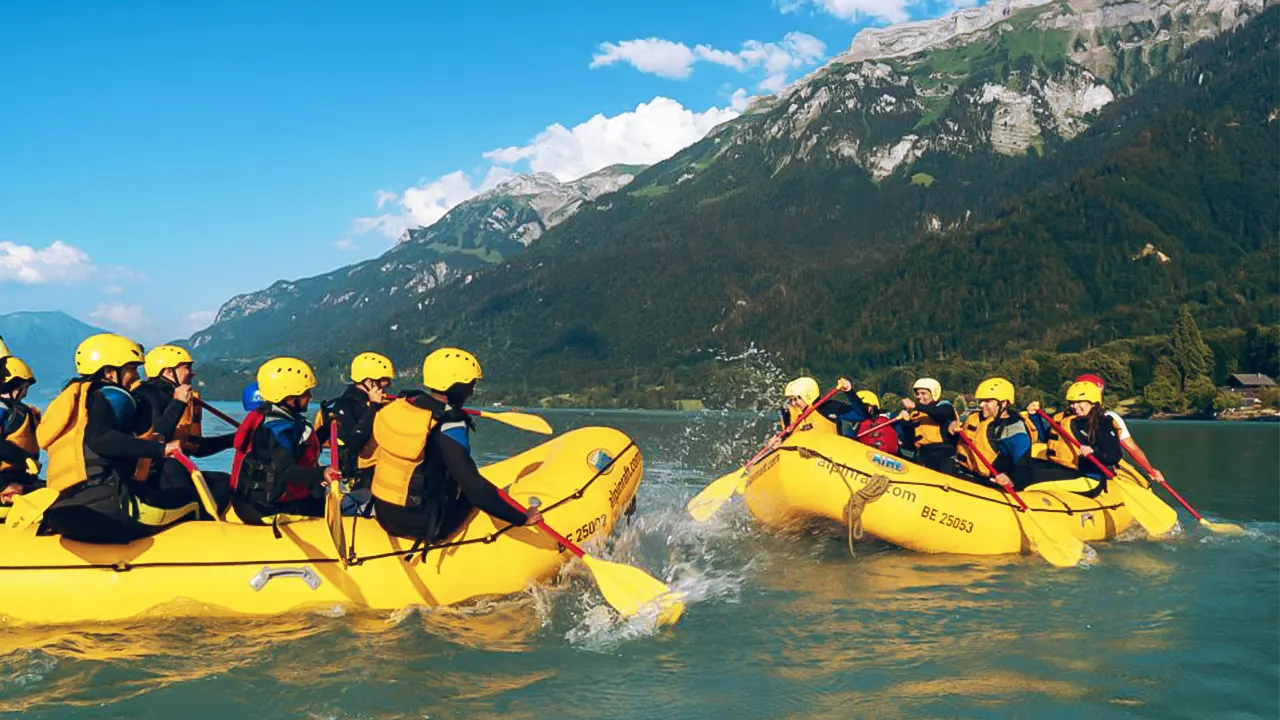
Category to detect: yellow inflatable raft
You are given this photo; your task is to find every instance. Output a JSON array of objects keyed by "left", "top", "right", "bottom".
[
  {"left": 0, "top": 426, "right": 644, "bottom": 626},
  {"left": 742, "top": 428, "right": 1171, "bottom": 557}
]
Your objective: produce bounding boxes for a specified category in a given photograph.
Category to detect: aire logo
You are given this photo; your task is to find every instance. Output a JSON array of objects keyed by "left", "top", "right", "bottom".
[{"left": 867, "top": 452, "right": 906, "bottom": 474}]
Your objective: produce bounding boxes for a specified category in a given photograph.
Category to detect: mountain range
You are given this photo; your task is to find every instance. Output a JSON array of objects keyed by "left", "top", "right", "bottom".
[
  {"left": 188, "top": 0, "right": 1277, "bottom": 404},
  {"left": 0, "top": 311, "right": 108, "bottom": 397}
]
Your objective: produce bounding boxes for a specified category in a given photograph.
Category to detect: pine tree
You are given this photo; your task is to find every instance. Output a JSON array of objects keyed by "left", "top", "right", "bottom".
[
  {"left": 1143, "top": 357, "right": 1185, "bottom": 413},
  {"left": 1171, "top": 306, "right": 1213, "bottom": 389}
]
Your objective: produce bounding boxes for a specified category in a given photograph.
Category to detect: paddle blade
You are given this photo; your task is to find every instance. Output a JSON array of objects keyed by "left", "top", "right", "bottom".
[
  {"left": 5, "top": 487, "right": 58, "bottom": 530},
  {"left": 475, "top": 410, "right": 553, "bottom": 435},
  {"left": 1018, "top": 512, "right": 1088, "bottom": 568},
  {"left": 582, "top": 554, "right": 685, "bottom": 626},
  {"left": 686, "top": 468, "right": 743, "bottom": 522},
  {"left": 1202, "top": 519, "right": 1247, "bottom": 535},
  {"left": 1111, "top": 471, "right": 1179, "bottom": 537},
  {"left": 187, "top": 468, "right": 223, "bottom": 522},
  {"left": 324, "top": 481, "right": 348, "bottom": 566}
]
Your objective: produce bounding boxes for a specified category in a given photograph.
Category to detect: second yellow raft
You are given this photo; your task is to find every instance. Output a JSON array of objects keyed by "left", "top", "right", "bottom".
[{"left": 742, "top": 427, "right": 1173, "bottom": 557}]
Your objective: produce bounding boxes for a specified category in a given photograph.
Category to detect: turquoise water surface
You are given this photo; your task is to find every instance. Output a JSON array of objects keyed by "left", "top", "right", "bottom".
[{"left": 2, "top": 408, "right": 1276, "bottom": 719}]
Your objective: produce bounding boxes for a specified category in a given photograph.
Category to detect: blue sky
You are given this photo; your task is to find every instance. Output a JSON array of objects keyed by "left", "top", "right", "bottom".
[{"left": 0, "top": 0, "right": 970, "bottom": 344}]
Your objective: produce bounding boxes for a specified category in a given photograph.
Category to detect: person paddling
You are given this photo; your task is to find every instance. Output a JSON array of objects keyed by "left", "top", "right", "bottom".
[
  {"left": 315, "top": 351, "right": 394, "bottom": 516},
  {"left": 369, "top": 348, "right": 540, "bottom": 541},
  {"left": 1074, "top": 373, "right": 1165, "bottom": 484},
  {"left": 131, "top": 345, "right": 234, "bottom": 514},
  {"left": 948, "top": 377, "right": 1037, "bottom": 491},
  {"left": 1018, "top": 381, "right": 1123, "bottom": 496},
  {"left": 227, "top": 358, "right": 339, "bottom": 525},
  {"left": 39, "top": 334, "right": 191, "bottom": 543},
  {"left": 843, "top": 389, "right": 900, "bottom": 455},
  {"left": 0, "top": 356, "right": 42, "bottom": 506},
  {"left": 897, "top": 378, "right": 958, "bottom": 473}
]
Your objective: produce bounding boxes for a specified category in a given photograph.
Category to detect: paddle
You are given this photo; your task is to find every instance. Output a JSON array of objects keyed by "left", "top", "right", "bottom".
[
  {"left": 687, "top": 381, "right": 850, "bottom": 522},
  {"left": 5, "top": 487, "right": 57, "bottom": 530},
  {"left": 196, "top": 397, "right": 241, "bottom": 429},
  {"left": 953, "top": 429, "right": 1087, "bottom": 567},
  {"left": 171, "top": 451, "right": 223, "bottom": 522},
  {"left": 324, "top": 420, "right": 349, "bottom": 566},
  {"left": 496, "top": 488, "right": 685, "bottom": 626},
  {"left": 1133, "top": 462, "right": 1245, "bottom": 535},
  {"left": 1033, "top": 409, "right": 1178, "bottom": 537},
  {"left": 385, "top": 394, "right": 553, "bottom": 435}
]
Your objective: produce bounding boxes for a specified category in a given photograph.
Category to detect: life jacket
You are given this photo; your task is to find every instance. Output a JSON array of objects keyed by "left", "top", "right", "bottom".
[
  {"left": 370, "top": 398, "right": 440, "bottom": 507},
  {"left": 781, "top": 406, "right": 839, "bottom": 437},
  {"left": 315, "top": 392, "right": 381, "bottom": 474},
  {"left": 230, "top": 405, "right": 319, "bottom": 504},
  {"left": 908, "top": 405, "right": 948, "bottom": 446},
  {"left": 133, "top": 381, "right": 203, "bottom": 481},
  {"left": 955, "top": 410, "right": 1036, "bottom": 478},
  {"left": 0, "top": 398, "right": 40, "bottom": 474},
  {"left": 1044, "top": 410, "right": 1117, "bottom": 472},
  {"left": 854, "top": 415, "right": 899, "bottom": 454}
]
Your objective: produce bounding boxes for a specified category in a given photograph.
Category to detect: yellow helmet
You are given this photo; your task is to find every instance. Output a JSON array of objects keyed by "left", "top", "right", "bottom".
[
  {"left": 144, "top": 345, "right": 194, "bottom": 378},
  {"left": 256, "top": 357, "right": 318, "bottom": 403},
  {"left": 421, "top": 348, "right": 482, "bottom": 391},
  {"left": 783, "top": 376, "right": 820, "bottom": 406},
  {"left": 1065, "top": 381, "right": 1102, "bottom": 405},
  {"left": 351, "top": 352, "right": 395, "bottom": 384},
  {"left": 3, "top": 356, "right": 35, "bottom": 384},
  {"left": 75, "top": 333, "right": 144, "bottom": 375},
  {"left": 856, "top": 390, "right": 880, "bottom": 408},
  {"left": 974, "top": 377, "right": 1015, "bottom": 404},
  {"left": 912, "top": 378, "right": 942, "bottom": 402}
]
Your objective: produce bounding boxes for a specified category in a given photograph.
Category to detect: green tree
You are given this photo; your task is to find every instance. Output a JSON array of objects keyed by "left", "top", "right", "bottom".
[
  {"left": 1213, "top": 390, "right": 1241, "bottom": 414},
  {"left": 1171, "top": 306, "right": 1214, "bottom": 389},
  {"left": 1185, "top": 375, "right": 1218, "bottom": 415},
  {"left": 1143, "top": 357, "right": 1185, "bottom": 413}
]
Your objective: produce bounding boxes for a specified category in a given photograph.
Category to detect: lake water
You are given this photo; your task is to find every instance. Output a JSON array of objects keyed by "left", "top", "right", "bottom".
[{"left": 2, "top": 408, "right": 1277, "bottom": 719}]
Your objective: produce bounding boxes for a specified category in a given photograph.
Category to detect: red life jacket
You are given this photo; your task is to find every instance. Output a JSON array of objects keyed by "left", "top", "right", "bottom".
[
  {"left": 855, "top": 416, "right": 900, "bottom": 455},
  {"left": 230, "top": 406, "right": 319, "bottom": 503}
]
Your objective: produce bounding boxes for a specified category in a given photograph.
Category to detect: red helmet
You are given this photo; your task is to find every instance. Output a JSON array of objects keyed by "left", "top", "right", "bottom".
[{"left": 1075, "top": 373, "right": 1105, "bottom": 389}]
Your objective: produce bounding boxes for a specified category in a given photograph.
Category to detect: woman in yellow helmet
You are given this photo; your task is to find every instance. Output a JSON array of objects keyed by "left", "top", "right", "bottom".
[
  {"left": 369, "top": 348, "right": 540, "bottom": 541},
  {"left": 131, "top": 345, "right": 235, "bottom": 512},
  {"left": 897, "top": 377, "right": 959, "bottom": 473},
  {"left": 948, "top": 377, "right": 1038, "bottom": 490},
  {"left": 0, "top": 356, "right": 42, "bottom": 506},
  {"left": 314, "top": 352, "right": 395, "bottom": 516},
  {"left": 1018, "top": 381, "right": 1124, "bottom": 496},
  {"left": 227, "top": 358, "right": 340, "bottom": 524},
  {"left": 38, "top": 334, "right": 191, "bottom": 543}
]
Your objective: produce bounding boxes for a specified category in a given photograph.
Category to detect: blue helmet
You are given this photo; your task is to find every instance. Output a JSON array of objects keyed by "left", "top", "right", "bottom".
[{"left": 241, "top": 381, "right": 265, "bottom": 411}]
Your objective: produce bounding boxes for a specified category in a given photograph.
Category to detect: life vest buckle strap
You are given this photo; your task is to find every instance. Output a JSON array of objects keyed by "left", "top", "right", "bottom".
[{"left": 249, "top": 565, "right": 322, "bottom": 591}]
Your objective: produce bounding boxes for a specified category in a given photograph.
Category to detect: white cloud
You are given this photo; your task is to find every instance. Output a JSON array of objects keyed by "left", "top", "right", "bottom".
[
  {"left": 590, "top": 38, "right": 699, "bottom": 79},
  {"left": 591, "top": 32, "right": 826, "bottom": 92},
  {"left": 349, "top": 97, "right": 740, "bottom": 242},
  {"left": 88, "top": 302, "right": 151, "bottom": 334},
  {"left": 785, "top": 0, "right": 917, "bottom": 23},
  {"left": 183, "top": 310, "right": 217, "bottom": 333},
  {"left": 484, "top": 96, "right": 739, "bottom": 181},
  {"left": 0, "top": 240, "right": 94, "bottom": 285}
]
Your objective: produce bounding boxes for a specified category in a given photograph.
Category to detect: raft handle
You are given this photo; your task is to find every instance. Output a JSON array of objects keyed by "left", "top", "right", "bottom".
[{"left": 249, "top": 566, "right": 322, "bottom": 591}]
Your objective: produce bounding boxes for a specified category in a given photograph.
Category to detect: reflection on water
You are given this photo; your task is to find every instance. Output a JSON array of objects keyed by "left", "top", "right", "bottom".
[{"left": 0, "top": 410, "right": 1276, "bottom": 719}]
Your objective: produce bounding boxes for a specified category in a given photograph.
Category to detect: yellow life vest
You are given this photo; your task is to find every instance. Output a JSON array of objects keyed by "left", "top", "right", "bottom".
[
  {"left": 782, "top": 406, "right": 839, "bottom": 437},
  {"left": 0, "top": 400, "right": 39, "bottom": 473},
  {"left": 1044, "top": 410, "right": 1115, "bottom": 471},
  {"left": 955, "top": 411, "right": 1037, "bottom": 478},
  {"left": 908, "top": 408, "right": 946, "bottom": 446},
  {"left": 370, "top": 398, "right": 438, "bottom": 506},
  {"left": 37, "top": 382, "right": 92, "bottom": 492},
  {"left": 134, "top": 392, "right": 203, "bottom": 481}
]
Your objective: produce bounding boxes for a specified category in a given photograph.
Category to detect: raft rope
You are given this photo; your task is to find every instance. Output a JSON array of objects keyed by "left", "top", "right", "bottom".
[
  {"left": 0, "top": 441, "right": 639, "bottom": 574},
  {"left": 843, "top": 473, "right": 891, "bottom": 555}
]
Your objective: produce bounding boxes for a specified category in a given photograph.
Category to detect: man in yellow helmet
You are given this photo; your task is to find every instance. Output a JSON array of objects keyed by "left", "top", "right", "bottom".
[
  {"left": 948, "top": 377, "right": 1038, "bottom": 490},
  {"left": 0, "top": 355, "right": 42, "bottom": 506},
  {"left": 227, "top": 357, "right": 340, "bottom": 524},
  {"left": 38, "top": 333, "right": 191, "bottom": 543},
  {"left": 369, "top": 348, "right": 540, "bottom": 541},
  {"left": 131, "top": 345, "right": 234, "bottom": 511},
  {"left": 315, "top": 352, "right": 395, "bottom": 515}
]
